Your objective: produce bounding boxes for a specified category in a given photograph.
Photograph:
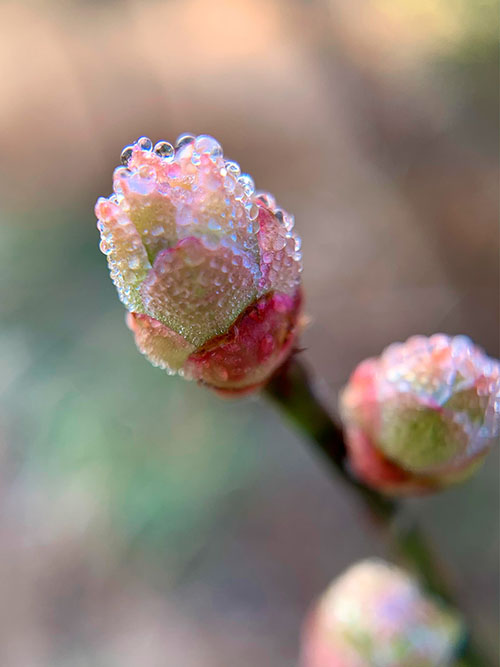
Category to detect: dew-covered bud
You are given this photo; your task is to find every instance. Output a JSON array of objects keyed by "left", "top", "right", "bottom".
[
  {"left": 301, "top": 559, "right": 463, "bottom": 667},
  {"left": 340, "top": 335, "right": 500, "bottom": 494},
  {"left": 96, "top": 135, "right": 303, "bottom": 394}
]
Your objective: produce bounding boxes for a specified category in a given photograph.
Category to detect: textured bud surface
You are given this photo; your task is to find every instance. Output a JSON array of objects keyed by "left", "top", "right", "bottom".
[
  {"left": 185, "top": 290, "right": 302, "bottom": 394},
  {"left": 301, "top": 559, "right": 462, "bottom": 667},
  {"left": 96, "top": 134, "right": 302, "bottom": 393},
  {"left": 340, "top": 335, "right": 499, "bottom": 494}
]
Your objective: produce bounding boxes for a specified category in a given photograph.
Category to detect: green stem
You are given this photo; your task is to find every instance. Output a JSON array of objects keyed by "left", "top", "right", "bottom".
[{"left": 264, "top": 355, "right": 489, "bottom": 667}]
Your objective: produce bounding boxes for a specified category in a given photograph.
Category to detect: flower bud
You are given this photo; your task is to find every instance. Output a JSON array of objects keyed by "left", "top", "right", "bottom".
[
  {"left": 301, "top": 559, "right": 462, "bottom": 667},
  {"left": 340, "top": 335, "right": 500, "bottom": 494},
  {"left": 96, "top": 135, "right": 303, "bottom": 394}
]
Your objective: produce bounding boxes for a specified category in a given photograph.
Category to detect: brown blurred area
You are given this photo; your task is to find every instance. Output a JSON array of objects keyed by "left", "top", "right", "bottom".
[{"left": 0, "top": 1, "right": 498, "bottom": 665}]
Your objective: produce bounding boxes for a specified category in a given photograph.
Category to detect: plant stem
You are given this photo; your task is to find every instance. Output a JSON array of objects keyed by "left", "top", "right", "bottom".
[{"left": 264, "top": 355, "right": 489, "bottom": 667}]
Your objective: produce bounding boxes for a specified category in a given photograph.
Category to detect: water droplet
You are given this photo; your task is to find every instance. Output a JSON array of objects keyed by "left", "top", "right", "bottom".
[
  {"left": 154, "top": 141, "right": 175, "bottom": 160},
  {"left": 238, "top": 174, "right": 254, "bottom": 197},
  {"left": 234, "top": 183, "right": 245, "bottom": 201},
  {"left": 224, "top": 175, "right": 235, "bottom": 192},
  {"left": 273, "top": 235, "right": 286, "bottom": 251},
  {"left": 451, "top": 336, "right": 472, "bottom": 359},
  {"left": 246, "top": 203, "right": 259, "bottom": 220},
  {"left": 225, "top": 160, "right": 241, "bottom": 177},
  {"left": 195, "top": 135, "right": 223, "bottom": 159},
  {"left": 283, "top": 211, "right": 295, "bottom": 231},
  {"left": 120, "top": 146, "right": 134, "bottom": 165},
  {"left": 169, "top": 163, "right": 181, "bottom": 179},
  {"left": 138, "top": 164, "right": 156, "bottom": 180},
  {"left": 208, "top": 218, "right": 221, "bottom": 231},
  {"left": 113, "top": 166, "right": 131, "bottom": 194},
  {"left": 177, "top": 206, "right": 192, "bottom": 226},
  {"left": 128, "top": 172, "right": 155, "bottom": 195},
  {"left": 137, "top": 136, "right": 152, "bottom": 151},
  {"left": 175, "top": 133, "right": 195, "bottom": 150},
  {"left": 255, "top": 191, "right": 275, "bottom": 209}
]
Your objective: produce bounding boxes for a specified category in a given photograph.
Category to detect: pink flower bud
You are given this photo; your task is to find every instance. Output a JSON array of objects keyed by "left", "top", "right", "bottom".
[
  {"left": 96, "top": 135, "right": 303, "bottom": 394},
  {"left": 340, "top": 335, "right": 500, "bottom": 494},
  {"left": 301, "top": 560, "right": 462, "bottom": 667}
]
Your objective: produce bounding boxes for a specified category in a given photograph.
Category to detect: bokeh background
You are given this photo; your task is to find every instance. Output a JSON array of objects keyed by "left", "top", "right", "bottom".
[{"left": 0, "top": 0, "right": 498, "bottom": 664}]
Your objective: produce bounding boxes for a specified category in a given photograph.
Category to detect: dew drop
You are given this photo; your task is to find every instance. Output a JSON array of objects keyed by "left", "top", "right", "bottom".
[
  {"left": 177, "top": 206, "right": 192, "bottom": 226},
  {"left": 247, "top": 203, "right": 259, "bottom": 221},
  {"left": 208, "top": 218, "right": 222, "bottom": 231},
  {"left": 120, "top": 146, "right": 134, "bottom": 166},
  {"left": 137, "top": 136, "right": 153, "bottom": 151},
  {"left": 225, "top": 160, "right": 241, "bottom": 177},
  {"left": 113, "top": 166, "right": 131, "bottom": 195},
  {"left": 138, "top": 164, "right": 156, "bottom": 180},
  {"left": 283, "top": 211, "right": 295, "bottom": 231},
  {"left": 128, "top": 172, "right": 155, "bottom": 195},
  {"left": 233, "top": 183, "right": 245, "bottom": 201},
  {"left": 175, "top": 133, "right": 195, "bottom": 150},
  {"left": 273, "top": 235, "right": 286, "bottom": 251},
  {"left": 154, "top": 141, "right": 175, "bottom": 160},
  {"left": 238, "top": 174, "right": 255, "bottom": 197},
  {"left": 195, "top": 135, "right": 223, "bottom": 159},
  {"left": 255, "top": 191, "right": 276, "bottom": 209},
  {"left": 169, "top": 163, "right": 181, "bottom": 179},
  {"left": 224, "top": 175, "right": 235, "bottom": 192}
]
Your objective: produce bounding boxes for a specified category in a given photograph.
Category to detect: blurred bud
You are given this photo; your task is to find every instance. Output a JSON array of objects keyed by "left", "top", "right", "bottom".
[
  {"left": 96, "top": 134, "right": 303, "bottom": 394},
  {"left": 339, "top": 335, "right": 500, "bottom": 494},
  {"left": 301, "top": 559, "right": 463, "bottom": 667}
]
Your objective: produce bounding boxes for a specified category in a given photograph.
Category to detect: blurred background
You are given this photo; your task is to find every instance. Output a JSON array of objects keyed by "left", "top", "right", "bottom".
[{"left": 0, "top": 0, "right": 498, "bottom": 664}]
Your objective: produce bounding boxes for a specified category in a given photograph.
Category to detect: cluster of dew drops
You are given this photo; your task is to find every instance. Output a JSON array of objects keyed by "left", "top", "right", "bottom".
[
  {"left": 381, "top": 334, "right": 500, "bottom": 440},
  {"left": 125, "top": 135, "right": 297, "bottom": 242},
  {"left": 99, "top": 133, "right": 302, "bottom": 299},
  {"left": 118, "top": 131, "right": 294, "bottom": 230}
]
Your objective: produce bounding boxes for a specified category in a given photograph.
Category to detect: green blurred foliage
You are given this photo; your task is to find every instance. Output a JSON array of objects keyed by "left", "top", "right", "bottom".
[{"left": 0, "top": 204, "right": 262, "bottom": 566}]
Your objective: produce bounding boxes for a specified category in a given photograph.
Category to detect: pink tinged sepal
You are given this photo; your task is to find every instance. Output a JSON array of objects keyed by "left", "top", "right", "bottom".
[
  {"left": 126, "top": 290, "right": 302, "bottom": 394},
  {"left": 339, "top": 334, "right": 500, "bottom": 494},
  {"left": 185, "top": 290, "right": 302, "bottom": 395}
]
